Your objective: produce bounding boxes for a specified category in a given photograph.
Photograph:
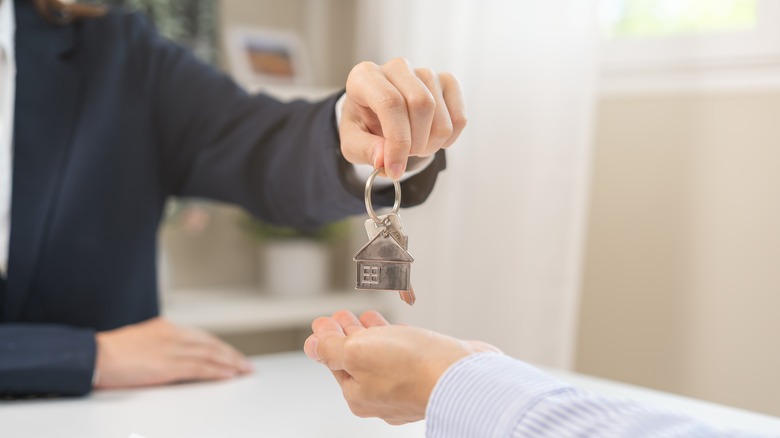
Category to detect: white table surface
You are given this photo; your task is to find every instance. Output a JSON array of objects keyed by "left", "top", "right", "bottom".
[
  {"left": 1, "top": 352, "right": 424, "bottom": 438},
  {"left": 2, "top": 352, "right": 779, "bottom": 438}
]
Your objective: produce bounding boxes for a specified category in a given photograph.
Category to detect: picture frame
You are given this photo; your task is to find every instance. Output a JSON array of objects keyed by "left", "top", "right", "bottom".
[{"left": 224, "top": 26, "right": 313, "bottom": 88}]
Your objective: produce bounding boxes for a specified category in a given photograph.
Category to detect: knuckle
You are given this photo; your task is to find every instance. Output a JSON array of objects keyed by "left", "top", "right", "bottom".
[
  {"left": 415, "top": 68, "right": 435, "bottom": 81},
  {"left": 347, "top": 62, "right": 377, "bottom": 90},
  {"left": 432, "top": 120, "right": 454, "bottom": 141},
  {"left": 387, "top": 57, "right": 411, "bottom": 69},
  {"left": 377, "top": 92, "right": 405, "bottom": 111},
  {"left": 351, "top": 60, "right": 377, "bottom": 76},
  {"left": 407, "top": 92, "right": 435, "bottom": 112},
  {"left": 451, "top": 110, "right": 468, "bottom": 130},
  {"left": 439, "top": 71, "right": 458, "bottom": 85}
]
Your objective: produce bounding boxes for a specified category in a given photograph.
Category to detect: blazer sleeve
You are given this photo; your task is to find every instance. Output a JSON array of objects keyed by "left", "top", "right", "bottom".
[
  {"left": 0, "top": 325, "right": 96, "bottom": 397},
  {"left": 130, "top": 14, "right": 446, "bottom": 231}
]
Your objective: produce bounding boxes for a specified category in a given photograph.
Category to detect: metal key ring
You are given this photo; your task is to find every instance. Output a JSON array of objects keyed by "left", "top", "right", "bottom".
[{"left": 365, "top": 167, "right": 401, "bottom": 224}]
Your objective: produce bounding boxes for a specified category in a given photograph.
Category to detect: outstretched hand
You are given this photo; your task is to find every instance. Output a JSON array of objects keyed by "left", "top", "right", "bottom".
[
  {"left": 340, "top": 59, "right": 467, "bottom": 180},
  {"left": 303, "top": 310, "right": 500, "bottom": 425}
]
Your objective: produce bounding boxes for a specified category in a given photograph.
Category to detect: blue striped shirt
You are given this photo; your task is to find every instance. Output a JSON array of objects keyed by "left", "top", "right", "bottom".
[{"left": 425, "top": 353, "right": 777, "bottom": 437}]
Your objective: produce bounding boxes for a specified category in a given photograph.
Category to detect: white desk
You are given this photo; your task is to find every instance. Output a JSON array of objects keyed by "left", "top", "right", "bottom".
[
  {"left": 543, "top": 368, "right": 780, "bottom": 436},
  {"left": 1, "top": 352, "right": 424, "bottom": 438},
  {"left": 2, "top": 352, "right": 779, "bottom": 438}
]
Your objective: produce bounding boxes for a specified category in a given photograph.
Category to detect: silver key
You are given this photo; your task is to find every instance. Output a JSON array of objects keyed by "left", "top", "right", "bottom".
[
  {"left": 364, "top": 213, "right": 406, "bottom": 247},
  {"left": 354, "top": 168, "right": 416, "bottom": 306},
  {"left": 381, "top": 214, "right": 415, "bottom": 306},
  {"left": 362, "top": 214, "right": 416, "bottom": 306}
]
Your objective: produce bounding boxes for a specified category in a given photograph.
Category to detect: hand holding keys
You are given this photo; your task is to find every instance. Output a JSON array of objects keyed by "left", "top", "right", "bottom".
[{"left": 353, "top": 168, "right": 416, "bottom": 305}]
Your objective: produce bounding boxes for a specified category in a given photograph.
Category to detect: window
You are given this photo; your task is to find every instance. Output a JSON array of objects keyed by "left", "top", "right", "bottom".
[
  {"left": 601, "top": 0, "right": 758, "bottom": 38},
  {"left": 361, "top": 266, "right": 380, "bottom": 285},
  {"left": 599, "top": 0, "right": 780, "bottom": 92}
]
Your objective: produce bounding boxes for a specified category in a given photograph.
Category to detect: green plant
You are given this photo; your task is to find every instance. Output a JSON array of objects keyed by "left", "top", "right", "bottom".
[{"left": 78, "top": 0, "right": 217, "bottom": 63}]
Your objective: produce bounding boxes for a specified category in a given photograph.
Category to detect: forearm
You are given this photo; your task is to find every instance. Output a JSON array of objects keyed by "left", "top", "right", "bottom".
[
  {"left": 148, "top": 28, "right": 445, "bottom": 229},
  {"left": 178, "top": 91, "right": 445, "bottom": 224},
  {"left": 426, "top": 353, "right": 769, "bottom": 438},
  {"left": 0, "top": 324, "right": 96, "bottom": 397},
  {"left": 175, "top": 93, "right": 365, "bottom": 230}
]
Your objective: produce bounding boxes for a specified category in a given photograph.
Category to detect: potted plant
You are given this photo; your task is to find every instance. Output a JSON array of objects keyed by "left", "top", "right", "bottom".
[{"left": 241, "top": 216, "right": 350, "bottom": 298}]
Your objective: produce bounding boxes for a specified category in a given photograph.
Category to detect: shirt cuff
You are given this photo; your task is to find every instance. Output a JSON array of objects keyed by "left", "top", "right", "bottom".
[
  {"left": 425, "top": 353, "right": 574, "bottom": 438},
  {"left": 334, "top": 93, "right": 436, "bottom": 189},
  {"left": 335, "top": 92, "right": 346, "bottom": 126}
]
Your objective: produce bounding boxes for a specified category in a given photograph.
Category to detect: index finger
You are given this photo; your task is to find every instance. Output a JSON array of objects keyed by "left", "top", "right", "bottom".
[
  {"left": 332, "top": 310, "right": 366, "bottom": 335},
  {"left": 305, "top": 317, "right": 345, "bottom": 364},
  {"left": 359, "top": 310, "right": 390, "bottom": 328},
  {"left": 312, "top": 316, "right": 345, "bottom": 335}
]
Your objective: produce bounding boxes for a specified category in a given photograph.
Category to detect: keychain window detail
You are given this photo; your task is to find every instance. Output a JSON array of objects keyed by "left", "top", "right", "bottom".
[{"left": 361, "top": 266, "right": 381, "bottom": 285}]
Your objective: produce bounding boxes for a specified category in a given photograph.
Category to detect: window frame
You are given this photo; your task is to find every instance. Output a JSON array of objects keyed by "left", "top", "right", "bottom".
[{"left": 600, "top": 0, "right": 780, "bottom": 93}]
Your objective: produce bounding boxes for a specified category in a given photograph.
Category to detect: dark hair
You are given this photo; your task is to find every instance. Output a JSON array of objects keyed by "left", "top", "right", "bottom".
[{"left": 33, "top": 0, "right": 106, "bottom": 23}]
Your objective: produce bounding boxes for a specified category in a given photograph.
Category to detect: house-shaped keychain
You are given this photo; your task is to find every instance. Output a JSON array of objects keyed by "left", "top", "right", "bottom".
[{"left": 353, "top": 231, "right": 414, "bottom": 291}]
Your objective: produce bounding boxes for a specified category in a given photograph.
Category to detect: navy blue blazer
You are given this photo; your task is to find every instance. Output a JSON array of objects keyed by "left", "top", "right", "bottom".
[{"left": 0, "top": 0, "right": 444, "bottom": 396}]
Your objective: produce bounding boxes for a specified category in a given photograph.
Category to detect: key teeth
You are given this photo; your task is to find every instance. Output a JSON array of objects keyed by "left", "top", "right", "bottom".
[{"left": 399, "top": 289, "right": 416, "bottom": 306}]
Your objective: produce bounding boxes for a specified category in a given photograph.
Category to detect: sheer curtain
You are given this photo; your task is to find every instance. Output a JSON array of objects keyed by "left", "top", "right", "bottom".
[{"left": 355, "top": 0, "right": 599, "bottom": 368}]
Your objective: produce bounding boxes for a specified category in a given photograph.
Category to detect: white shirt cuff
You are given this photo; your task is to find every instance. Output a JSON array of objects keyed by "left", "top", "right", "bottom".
[
  {"left": 335, "top": 92, "right": 346, "bottom": 126},
  {"left": 425, "top": 353, "right": 572, "bottom": 438}
]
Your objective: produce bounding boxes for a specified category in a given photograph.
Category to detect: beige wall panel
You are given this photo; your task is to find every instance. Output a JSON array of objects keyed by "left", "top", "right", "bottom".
[{"left": 577, "top": 91, "right": 780, "bottom": 416}]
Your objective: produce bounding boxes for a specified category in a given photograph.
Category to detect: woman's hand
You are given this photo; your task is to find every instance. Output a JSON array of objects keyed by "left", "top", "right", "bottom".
[
  {"left": 340, "top": 58, "right": 467, "bottom": 180},
  {"left": 303, "top": 310, "right": 500, "bottom": 425},
  {"left": 94, "top": 317, "right": 252, "bottom": 389}
]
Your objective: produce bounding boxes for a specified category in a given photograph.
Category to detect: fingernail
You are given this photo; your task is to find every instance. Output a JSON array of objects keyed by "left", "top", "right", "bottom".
[
  {"left": 372, "top": 148, "right": 380, "bottom": 168},
  {"left": 240, "top": 359, "right": 253, "bottom": 373},
  {"left": 389, "top": 163, "right": 405, "bottom": 180}
]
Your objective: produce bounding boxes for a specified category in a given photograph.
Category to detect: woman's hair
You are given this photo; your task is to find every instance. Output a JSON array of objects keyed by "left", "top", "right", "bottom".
[{"left": 34, "top": 0, "right": 106, "bottom": 23}]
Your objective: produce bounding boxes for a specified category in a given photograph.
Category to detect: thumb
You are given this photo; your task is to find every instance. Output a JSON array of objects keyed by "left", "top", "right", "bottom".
[
  {"left": 313, "top": 331, "right": 349, "bottom": 372},
  {"left": 341, "top": 119, "right": 385, "bottom": 169}
]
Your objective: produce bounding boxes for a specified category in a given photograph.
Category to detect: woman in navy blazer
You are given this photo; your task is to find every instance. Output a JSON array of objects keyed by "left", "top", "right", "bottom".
[{"left": 0, "top": 0, "right": 464, "bottom": 396}]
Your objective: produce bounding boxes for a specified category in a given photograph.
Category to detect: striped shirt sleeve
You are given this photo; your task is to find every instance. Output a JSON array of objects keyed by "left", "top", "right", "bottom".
[{"left": 425, "top": 353, "right": 776, "bottom": 438}]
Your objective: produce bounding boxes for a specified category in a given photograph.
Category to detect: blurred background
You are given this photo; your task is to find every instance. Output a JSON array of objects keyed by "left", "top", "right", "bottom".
[{"left": 97, "top": 0, "right": 780, "bottom": 417}]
